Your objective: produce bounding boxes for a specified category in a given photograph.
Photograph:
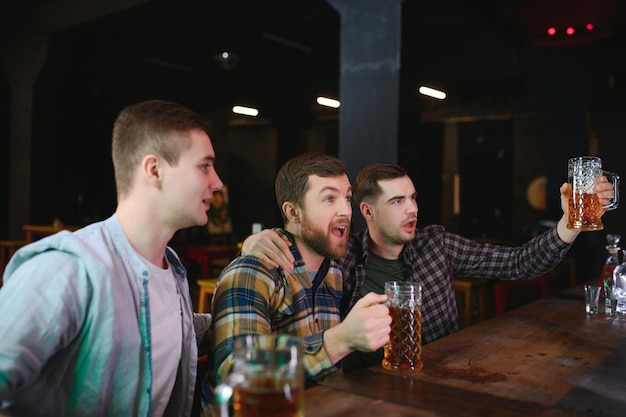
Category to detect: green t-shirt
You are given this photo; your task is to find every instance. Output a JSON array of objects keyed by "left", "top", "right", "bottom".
[{"left": 360, "top": 250, "right": 409, "bottom": 296}]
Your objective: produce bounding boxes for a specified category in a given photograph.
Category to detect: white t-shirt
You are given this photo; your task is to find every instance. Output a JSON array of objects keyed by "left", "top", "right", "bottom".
[{"left": 145, "top": 258, "right": 183, "bottom": 417}]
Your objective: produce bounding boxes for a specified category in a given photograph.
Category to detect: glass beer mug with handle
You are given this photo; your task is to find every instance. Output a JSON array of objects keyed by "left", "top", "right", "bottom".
[
  {"left": 214, "top": 334, "right": 304, "bottom": 417},
  {"left": 567, "top": 156, "right": 619, "bottom": 231},
  {"left": 382, "top": 281, "right": 423, "bottom": 371}
]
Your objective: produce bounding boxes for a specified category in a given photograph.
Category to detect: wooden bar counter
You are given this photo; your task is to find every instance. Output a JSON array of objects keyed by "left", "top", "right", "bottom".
[{"left": 309, "top": 297, "right": 626, "bottom": 417}]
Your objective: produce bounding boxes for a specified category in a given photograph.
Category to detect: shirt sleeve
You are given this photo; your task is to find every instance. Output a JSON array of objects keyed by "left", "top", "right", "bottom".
[
  {"left": 0, "top": 251, "right": 87, "bottom": 401},
  {"left": 445, "top": 226, "right": 571, "bottom": 279}
]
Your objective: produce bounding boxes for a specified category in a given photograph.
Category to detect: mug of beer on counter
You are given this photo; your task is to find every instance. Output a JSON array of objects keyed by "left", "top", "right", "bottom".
[
  {"left": 567, "top": 156, "right": 619, "bottom": 231},
  {"left": 215, "top": 334, "right": 304, "bottom": 417},
  {"left": 383, "top": 281, "right": 423, "bottom": 371}
]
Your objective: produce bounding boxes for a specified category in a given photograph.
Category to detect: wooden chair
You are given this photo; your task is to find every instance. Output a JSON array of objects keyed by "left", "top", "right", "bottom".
[
  {"left": 196, "top": 278, "right": 218, "bottom": 313},
  {"left": 453, "top": 277, "right": 488, "bottom": 328}
]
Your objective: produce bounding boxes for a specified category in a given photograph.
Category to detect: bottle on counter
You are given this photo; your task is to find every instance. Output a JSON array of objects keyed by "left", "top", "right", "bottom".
[{"left": 599, "top": 234, "right": 621, "bottom": 290}]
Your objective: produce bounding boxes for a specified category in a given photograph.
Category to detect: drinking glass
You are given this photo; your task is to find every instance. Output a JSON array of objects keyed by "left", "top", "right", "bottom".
[
  {"left": 382, "top": 281, "right": 423, "bottom": 371},
  {"left": 567, "top": 156, "right": 619, "bottom": 231},
  {"left": 215, "top": 334, "right": 304, "bottom": 417}
]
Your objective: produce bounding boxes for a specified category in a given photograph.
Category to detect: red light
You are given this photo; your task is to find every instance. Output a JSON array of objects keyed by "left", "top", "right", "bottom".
[
  {"left": 547, "top": 27, "right": 557, "bottom": 36},
  {"left": 566, "top": 27, "right": 575, "bottom": 35},
  {"left": 586, "top": 23, "right": 594, "bottom": 30}
]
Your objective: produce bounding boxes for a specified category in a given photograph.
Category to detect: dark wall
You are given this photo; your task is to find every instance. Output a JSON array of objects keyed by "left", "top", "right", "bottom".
[{"left": 0, "top": 77, "right": 9, "bottom": 238}]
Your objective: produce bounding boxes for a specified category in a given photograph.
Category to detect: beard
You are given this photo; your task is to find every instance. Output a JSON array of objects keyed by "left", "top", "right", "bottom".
[{"left": 300, "top": 213, "right": 349, "bottom": 259}]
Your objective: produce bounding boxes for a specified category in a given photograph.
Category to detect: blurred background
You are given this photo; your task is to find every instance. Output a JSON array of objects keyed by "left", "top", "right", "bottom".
[{"left": 2, "top": 0, "right": 626, "bottom": 280}]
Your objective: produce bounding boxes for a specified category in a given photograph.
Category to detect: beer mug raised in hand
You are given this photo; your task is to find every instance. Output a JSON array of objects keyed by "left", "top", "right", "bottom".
[{"left": 567, "top": 156, "right": 619, "bottom": 231}]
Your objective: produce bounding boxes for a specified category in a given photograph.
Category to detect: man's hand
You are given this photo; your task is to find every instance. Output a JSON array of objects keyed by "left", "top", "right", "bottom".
[
  {"left": 322, "top": 292, "right": 391, "bottom": 364},
  {"left": 241, "top": 229, "right": 295, "bottom": 271},
  {"left": 596, "top": 175, "right": 616, "bottom": 212}
]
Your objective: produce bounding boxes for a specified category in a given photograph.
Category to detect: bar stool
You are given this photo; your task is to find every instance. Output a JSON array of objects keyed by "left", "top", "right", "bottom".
[
  {"left": 196, "top": 278, "right": 219, "bottom": 313},
  {"left": 453, "top": 277, "right": 488, "bottom": 328}
]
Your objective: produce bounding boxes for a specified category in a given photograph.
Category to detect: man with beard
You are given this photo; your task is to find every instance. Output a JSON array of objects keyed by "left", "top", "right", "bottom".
[
  {"left": 241, "top": 162, "right": 615, "bottom": 372},
  {"left": 202, "top": 153, "right": 391, "bottom": 413}
]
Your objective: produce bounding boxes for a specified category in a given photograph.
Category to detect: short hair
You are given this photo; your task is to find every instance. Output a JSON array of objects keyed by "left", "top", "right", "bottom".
[
  {"left": 353, "top": 163, "right": 407, "bottom": 204},
  {"left": 275, "top": 152, "right": 348, "bottom": 224},
  {"left": 111, "top": 99, "right": 212, "bottom": 199}
]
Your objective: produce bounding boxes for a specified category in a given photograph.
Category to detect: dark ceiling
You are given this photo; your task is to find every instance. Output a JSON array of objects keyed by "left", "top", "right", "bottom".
[{"left": 3, "top": 0, "right": 626, "bottom": 118}]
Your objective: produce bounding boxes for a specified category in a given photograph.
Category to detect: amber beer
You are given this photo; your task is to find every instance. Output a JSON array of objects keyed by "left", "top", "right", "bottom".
[
  {"left": 568, "top": 191, "right": 602, "bottom": 231},
  {"left": 383, "top": 281, "right": 423, "bottom": 371},
  {"left": 383, "top": 304, "right": 423, "bottom": 371},
  {"left": 233, "top": 381, "right": 302, "bottom": 417},
  {"left": 566, "top": 156, "right": 619, "bottom": 232},
  {"left": 215, "top": 335, "right": 304, "bottom": 417}
]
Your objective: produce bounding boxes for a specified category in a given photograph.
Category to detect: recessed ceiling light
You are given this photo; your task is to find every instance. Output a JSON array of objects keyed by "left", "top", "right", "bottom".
[
  {"left": 232, "top": 106, "right": 259, "bottom": 117},
  {"left": 316, "top": 97, "right": 340, "bottom": 108}
]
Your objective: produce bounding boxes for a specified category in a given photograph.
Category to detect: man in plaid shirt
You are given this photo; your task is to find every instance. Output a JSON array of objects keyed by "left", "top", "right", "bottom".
[
  {"left": 203, "top": 153, "right": 391, "bottom": 413},
  {"left": 242, "top": 161, "right": 615, "bottom": 371}
]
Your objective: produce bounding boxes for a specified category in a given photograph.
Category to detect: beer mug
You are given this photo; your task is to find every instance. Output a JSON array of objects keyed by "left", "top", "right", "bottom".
[
  {"left": 382, "top": 281, "right": 423, "bottom": 371},
  {"left": 567, "top": 156, "right": 619, "bottom": 231},
  {"left": 214, "top": 334, "right": 304, "bottom": 417}
]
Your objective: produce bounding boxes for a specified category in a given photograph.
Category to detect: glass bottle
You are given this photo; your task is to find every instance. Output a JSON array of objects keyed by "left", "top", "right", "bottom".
[
  {"left": 599, "top": 234, "right": 621, "bottom": 291},
  {"left": 612, "top": 251, "right": 626, "bottom": 314}
]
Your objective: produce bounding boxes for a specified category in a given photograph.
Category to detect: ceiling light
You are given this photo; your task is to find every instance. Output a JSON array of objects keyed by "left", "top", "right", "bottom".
[
  {"left": 214, "top": 51, "right": 240, "bottom": 70},
  {"left": 316, "top": 97, "right": 340, "bottom": 108},
  {"left": 418, "top": 86, "right": 446, "bottom": 100},
  {"left": 232, "top": 106, "right": 259, "bottom": 117}
]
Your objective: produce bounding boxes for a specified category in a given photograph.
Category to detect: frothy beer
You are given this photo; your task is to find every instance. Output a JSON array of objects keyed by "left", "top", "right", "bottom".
[{"left": 566, "top": 156, "right": 619, "bottom": 232}]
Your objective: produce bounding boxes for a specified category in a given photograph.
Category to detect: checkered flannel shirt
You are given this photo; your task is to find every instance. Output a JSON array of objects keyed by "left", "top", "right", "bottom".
[
  {"left": 339, "top": 225, "right": 571, "bottom": 344},
  {"left": 210, "top": 229, "right": 341, "bottom": 388}
]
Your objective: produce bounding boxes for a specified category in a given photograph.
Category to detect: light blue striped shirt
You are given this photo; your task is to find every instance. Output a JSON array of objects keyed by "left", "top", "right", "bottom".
[{"left": 0, "top": 215, "right": 210, "bottom": 417}]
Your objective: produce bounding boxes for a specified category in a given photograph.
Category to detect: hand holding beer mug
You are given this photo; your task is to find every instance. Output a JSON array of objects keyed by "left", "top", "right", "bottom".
[
  {"left": 215, "top": 334, "right": 304, "bottom": 417},
  {"left": 567, "top": 156, "right": 619, "bottom": 231},
  {"left": 382, "top": 281, "right": 423, "bottom": 371}
]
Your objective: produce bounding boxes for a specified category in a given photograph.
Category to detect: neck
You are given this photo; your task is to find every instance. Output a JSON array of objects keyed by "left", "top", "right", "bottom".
[
  {"left": 367, "top": 227, "right": 404, "bottom": 260},
  {"left": 115, "top": 201, "right": 175, "bottom": 268}
]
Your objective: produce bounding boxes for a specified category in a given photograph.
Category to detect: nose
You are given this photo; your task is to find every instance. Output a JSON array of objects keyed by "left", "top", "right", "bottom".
[
  {"left": 407, "top": 199, "right": 418, "bottom": 216},
  {"left": 338, "top": 199, "right": 352, "bottom": 217},
  {"left": 210, "top": 169, "right": 224, "bottom": 193}
]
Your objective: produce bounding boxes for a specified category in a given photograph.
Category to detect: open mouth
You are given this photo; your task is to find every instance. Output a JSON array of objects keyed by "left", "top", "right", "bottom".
[
  {"left": 404, "top": 220, "right": 417, "bottom": 230},
  {"left": 331, "top": 225, "right": 348, "bottom": 238}
]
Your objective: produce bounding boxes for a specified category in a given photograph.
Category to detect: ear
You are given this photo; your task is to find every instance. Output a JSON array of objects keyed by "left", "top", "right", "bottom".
[
  {"left": 282, "top": 201, "right": 300, "bottom": 223},
  {"left": 141, "top": 154, "right": 162, "bottom": 187},
  {"left": 360, "top": 201, "right": 374, "bottom": 220}
]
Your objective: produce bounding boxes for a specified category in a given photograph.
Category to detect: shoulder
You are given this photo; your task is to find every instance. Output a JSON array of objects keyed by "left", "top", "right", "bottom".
[{"left": 218, "top": 255, "right": 283, "bottom": 288}]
